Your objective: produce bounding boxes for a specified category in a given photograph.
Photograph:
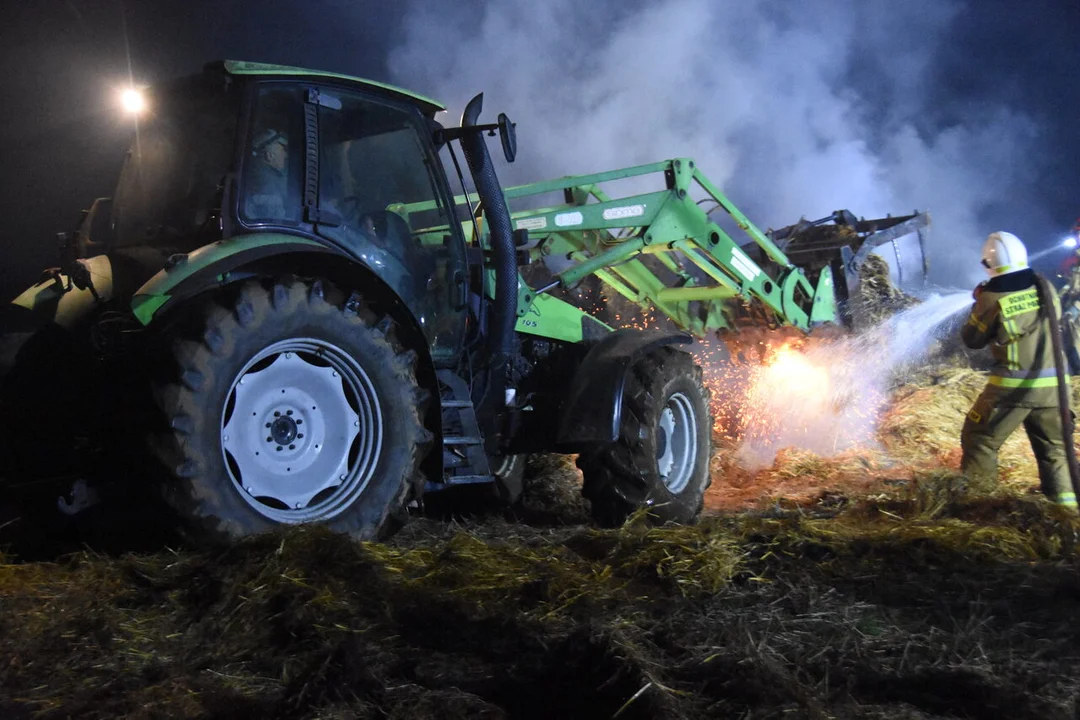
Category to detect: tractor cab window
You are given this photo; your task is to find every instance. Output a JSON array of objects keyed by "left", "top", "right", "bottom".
[
  {"left": 239, "top": 86, "right": 304, "bottom": 225},
  {"left": 315, "top": 90, "right": 467, "bottom": 361}
]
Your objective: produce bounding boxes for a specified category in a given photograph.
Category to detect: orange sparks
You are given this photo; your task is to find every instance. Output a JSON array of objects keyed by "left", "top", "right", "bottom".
[
  {"left": 604, "top": 303, "right": 887, "bottom": 468},
  {"left": 696, "top": 337, "right": 888, "bottom": 467}
]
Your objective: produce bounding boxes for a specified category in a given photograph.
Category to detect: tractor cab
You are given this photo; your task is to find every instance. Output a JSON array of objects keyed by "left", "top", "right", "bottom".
[{"left": 87, "top": 61, "right": 472, "bottom": 365}]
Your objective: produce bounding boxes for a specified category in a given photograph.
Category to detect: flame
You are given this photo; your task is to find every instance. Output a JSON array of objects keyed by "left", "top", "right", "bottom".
[
  {"left": 741, "top": 342, "right": 831, "bottom": 436},
  {"left": 729, "top": 339, "right": 887, "bottom": 466},
  {"left": 754, "top": 343, "right": 831, "bottom": 410}
]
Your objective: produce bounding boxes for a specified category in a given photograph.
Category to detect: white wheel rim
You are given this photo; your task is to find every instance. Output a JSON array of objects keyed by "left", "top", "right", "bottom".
[
  {"left": 221, "top": 338, "right": 382, "bottom": 523},
  {"left": 656, "top": 391, "right": 698, "bottom": 494}
]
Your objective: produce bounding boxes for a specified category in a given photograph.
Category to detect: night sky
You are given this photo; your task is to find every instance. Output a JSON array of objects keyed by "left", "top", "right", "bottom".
[{"left": 0, "top": 0, "right": 1077, "bottom": 298}]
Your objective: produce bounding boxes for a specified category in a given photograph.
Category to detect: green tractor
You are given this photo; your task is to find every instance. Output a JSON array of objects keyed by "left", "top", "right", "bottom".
[{"left": 0, "top": 61, "right": 925, "bottom": 542}]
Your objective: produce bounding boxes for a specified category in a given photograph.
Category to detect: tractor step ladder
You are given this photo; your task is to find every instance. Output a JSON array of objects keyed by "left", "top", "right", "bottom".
[{"left": 430, "top": 369, "right": 492, "bottom": 490}]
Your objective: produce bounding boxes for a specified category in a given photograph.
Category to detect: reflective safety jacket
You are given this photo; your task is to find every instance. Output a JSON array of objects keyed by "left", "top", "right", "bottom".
[{"left": 961, "top": 269, "right": 1064, "bottom": 407}]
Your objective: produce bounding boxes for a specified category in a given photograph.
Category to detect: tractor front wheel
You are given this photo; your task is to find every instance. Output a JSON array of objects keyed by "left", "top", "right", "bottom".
[
  {"left": 577, "top": 348, "right": 713, "bottom": 527},
  {"left": 154, "top": 279, "right": 431, "bottom": 542}
]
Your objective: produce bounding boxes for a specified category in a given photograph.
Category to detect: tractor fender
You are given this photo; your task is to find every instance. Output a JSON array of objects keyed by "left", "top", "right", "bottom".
[
  {"left": 127, "top": 232, "right": 437, "bottom": 393},
  {"left": 10, "top": 255, "right": 115, "bottom": 330},
  {"left": 557, "top": 329, "right": 692, "bottom": 446},
  {"left": 130, "top": 233, "right": 336, "bottom": 324},
  {"left": 0, "top": 255, "right": 116, "bottom": 379}
]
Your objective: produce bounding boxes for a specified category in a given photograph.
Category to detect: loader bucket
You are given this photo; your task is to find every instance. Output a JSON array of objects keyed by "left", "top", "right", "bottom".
[{"left": 764, "top": 210, "right": 931, "bottom": 325}]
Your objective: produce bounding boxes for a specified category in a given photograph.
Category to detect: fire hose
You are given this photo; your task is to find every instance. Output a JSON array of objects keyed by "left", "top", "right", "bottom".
[{"left": 1033, "top": 273, "right": 1080, "bottom": 502}]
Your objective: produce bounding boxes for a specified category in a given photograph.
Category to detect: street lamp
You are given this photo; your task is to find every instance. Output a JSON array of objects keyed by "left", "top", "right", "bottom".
[
  {"left": 1063, "top": 236, "right": 1078, "bottom": 250},
  {"left": 120, "top": 87, "right": 145, "bottom": 115}
]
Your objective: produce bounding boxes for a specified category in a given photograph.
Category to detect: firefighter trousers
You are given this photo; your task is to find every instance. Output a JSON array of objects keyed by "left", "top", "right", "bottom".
[{"left": 961, "top": 399, "right": 1076, "bottom": 509}]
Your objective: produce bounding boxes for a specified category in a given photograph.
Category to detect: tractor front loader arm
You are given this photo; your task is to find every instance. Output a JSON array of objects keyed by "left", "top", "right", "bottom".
[{"left": 504, "top": 158, "right": 837, "bottom": 336}]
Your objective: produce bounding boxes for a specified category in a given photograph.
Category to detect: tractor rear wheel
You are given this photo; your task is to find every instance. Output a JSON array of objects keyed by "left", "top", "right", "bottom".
[
  {"left": 577, "top": 348, "right": 712, "bottom": 527},
  {"left": 154, "top": 278, "right": 431, "bottom": 542}
]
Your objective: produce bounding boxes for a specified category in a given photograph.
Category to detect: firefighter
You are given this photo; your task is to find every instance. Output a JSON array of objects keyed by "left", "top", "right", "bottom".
[{"left": 960, "top": 231, "right": 1076, "bottom": 510}]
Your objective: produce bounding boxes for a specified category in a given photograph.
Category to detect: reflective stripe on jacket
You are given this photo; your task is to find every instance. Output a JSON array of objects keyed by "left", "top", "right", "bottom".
[{"left": 961, "top": 271, "right": 1064, "bottom": 407}]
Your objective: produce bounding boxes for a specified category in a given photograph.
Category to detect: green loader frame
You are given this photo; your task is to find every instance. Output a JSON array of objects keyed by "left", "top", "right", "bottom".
[{"left": 422, "top": 158, "right": 929, "bottom": 341}]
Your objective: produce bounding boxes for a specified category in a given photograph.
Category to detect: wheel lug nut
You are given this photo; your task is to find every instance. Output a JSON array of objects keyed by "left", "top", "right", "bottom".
[
  {"left": 274, "top": 411, "right": 281, "bottom": 417},
  {"left": 266, "top": 436, "right": 273, "bottom": 442},
  {"left": 289, "top": 444, "right": 295, "bottom": 450},
  {"left": 297, "top": 433, "right": 304, "bottom": 439},
  {"left": 276, "top": 446, "right": 283, "bottom": 451},
  {"left": 296, "top": 419, "right": 303, "bottom": 425},
  {"left": 265, "top": 422, "right": 271, "bottom": 428}
]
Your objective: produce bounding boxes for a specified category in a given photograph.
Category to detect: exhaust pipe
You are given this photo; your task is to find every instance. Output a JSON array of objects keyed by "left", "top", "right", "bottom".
[{"left": 458, "top": 93, "right": 516, "bottom": 371}]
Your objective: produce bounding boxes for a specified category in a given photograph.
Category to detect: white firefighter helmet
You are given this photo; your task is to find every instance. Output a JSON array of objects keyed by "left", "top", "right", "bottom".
[{"left": 980, "top": 231, "right": 1028, "bottom": 277}]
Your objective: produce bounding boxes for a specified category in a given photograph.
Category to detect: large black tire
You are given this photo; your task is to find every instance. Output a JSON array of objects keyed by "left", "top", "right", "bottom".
[
  {"left": 577, "top": 347, "right": 713, "bottom": 527},
  {"left": 154, "top": 278, "right": 432, "bottom": 542}
]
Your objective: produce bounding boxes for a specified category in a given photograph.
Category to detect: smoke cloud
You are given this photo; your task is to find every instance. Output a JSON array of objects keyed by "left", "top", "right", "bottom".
[{"left": 388, "top": 0, "right": 1044, "bottom": 288}]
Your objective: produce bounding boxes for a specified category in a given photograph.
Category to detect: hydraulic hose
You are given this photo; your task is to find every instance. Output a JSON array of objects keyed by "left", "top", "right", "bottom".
[{"left": 1033, "top": 272, "right": 1080, "bottom": 503}]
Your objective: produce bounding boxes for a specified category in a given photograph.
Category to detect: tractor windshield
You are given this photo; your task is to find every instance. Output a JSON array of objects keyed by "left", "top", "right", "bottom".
[{"left": 111, "top": 73, "right": 240, "bottom": 252}]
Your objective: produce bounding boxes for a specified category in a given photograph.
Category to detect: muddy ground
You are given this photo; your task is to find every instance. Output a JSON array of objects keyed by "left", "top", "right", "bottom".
[{"left": 2, "top": 368, "right": 1080, "bottom": 719}]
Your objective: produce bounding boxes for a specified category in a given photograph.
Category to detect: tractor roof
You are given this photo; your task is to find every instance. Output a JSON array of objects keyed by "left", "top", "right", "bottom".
[{"left": 220, "top": 60, "right": 446, "bottom": 115}]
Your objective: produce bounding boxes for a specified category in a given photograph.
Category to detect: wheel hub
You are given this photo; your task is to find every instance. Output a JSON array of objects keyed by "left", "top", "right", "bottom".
[
  {"left": 657, "top": 409, "right": 676, "bottom": 478},
  {"left": 656, "top": 419, "right": 670, "bottom": 465},
  {"left": 270, "top": 415, "right": 298, "bottom": 446},
  {"left": 655, "top": 392, "right": 698, "bottom": 494}
]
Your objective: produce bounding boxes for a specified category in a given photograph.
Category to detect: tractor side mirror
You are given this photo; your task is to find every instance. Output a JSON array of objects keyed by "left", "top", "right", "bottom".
[
  {"left": 445, "top": 99, "right": 517, "bottom": 162},
  {"left": 498, "top": 113, "right": 516, "bottom": 163}
]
